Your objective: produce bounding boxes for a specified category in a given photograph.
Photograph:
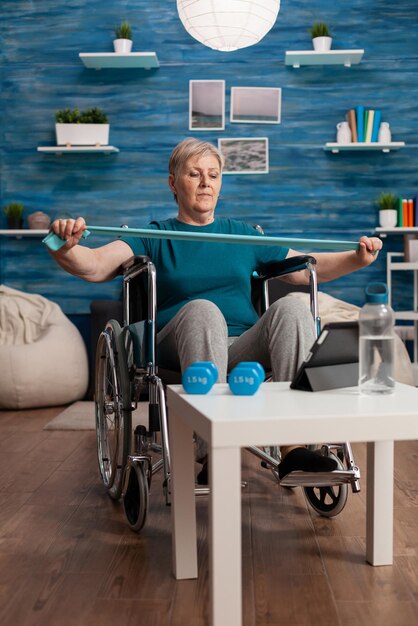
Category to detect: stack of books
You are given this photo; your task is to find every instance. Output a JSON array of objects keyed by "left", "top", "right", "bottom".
[
  {"left": 397, "top": 197, "right": 418, "bottom": 227},
  {"left": 346, "top": 106, "right": 382, "bottom": 143}
]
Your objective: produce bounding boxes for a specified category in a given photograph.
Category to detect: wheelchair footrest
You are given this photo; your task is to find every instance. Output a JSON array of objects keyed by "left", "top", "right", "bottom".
[{"left": 279, "top": 468, "right": 360, "bottom": 488}]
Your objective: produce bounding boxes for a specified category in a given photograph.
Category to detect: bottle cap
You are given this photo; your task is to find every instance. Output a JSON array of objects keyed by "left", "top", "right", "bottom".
[{"left": 365, "top": 282, "right": 388, "bottom": 304}]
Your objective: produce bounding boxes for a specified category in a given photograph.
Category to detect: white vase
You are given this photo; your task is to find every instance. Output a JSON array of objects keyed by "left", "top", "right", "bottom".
[
  {"left": 378, "top": 122, "right": 391, "bottom": 143},
  {"left": 113, "top": 38, "right": 133, "bottom": 53},
  {"left": 312, "top": 36, "right": 332, "bottom": 51},
  {"left": 55, "top": 123, "right": 110, "bottom": 146},
  {"left": 336, "top": 121, "right": 352, "bottom": 144},
  {"left": 379, "top": 209, "right": 397, "bottom": 228}
]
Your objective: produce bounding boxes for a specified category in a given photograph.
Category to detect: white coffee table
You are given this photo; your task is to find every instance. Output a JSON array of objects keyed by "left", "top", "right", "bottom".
[{"left": 167, "top": 382, "right": 418, "bottom": 626}]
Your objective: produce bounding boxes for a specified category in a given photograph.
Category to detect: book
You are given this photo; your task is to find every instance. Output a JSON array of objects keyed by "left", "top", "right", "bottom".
[
  {"left": 408, "top": 199, "right": 414, "bottom": 227},
  {"left": 397, "top": 196, "right": 403, "bottom": 227},
  {"left": 347, "top": 109, "right": 357, "bottom": 142},
  {"left": 402, "top": 198, "right": 409, "bottom": 227},
  {"left": 355, "top": 105, "right": 365, "bottom": 143},
  {"left": 364, "top": 110, "right": 369, "bottom": 142},
  {"left": 365, "top": 110, "right": 374, "bottom": 142},
  {"left": 415, "top": 196, "right": 418, "bottom": 227},
  {"left": 371, "top": 109, "right": 382, "bottom": 142}
]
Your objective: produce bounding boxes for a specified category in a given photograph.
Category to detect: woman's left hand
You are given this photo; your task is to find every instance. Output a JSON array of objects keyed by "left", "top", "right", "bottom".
[{"left": 357, "top": 236, "right": 383, "bottom": 266}]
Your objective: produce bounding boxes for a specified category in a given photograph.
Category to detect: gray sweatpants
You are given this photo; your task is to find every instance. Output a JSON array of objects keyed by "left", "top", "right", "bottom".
[{"left": 156, "top": 298, "right": 315, "bottom": 460}]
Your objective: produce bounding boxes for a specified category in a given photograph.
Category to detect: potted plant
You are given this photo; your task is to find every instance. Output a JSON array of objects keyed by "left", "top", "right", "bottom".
[
  {"left": 309, "top": 22, "right": 332, "bottom": 52},
  {"left": 55, "top": 107, "right": 109, "bottom": 146},
  {"left": 3, "top": 202, "right": 24, "bottom": 229},
  {"left": 376, "top": 192, "right": 398, "bottom": 228},
  {"left": 113, "top": 20, "right": 132, "bottom": 53}
]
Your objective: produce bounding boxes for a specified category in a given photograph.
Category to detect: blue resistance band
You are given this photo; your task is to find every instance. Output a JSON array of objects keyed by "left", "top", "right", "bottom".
[{"left": 42, "top": 225, "right": 360, "bottom": 252}]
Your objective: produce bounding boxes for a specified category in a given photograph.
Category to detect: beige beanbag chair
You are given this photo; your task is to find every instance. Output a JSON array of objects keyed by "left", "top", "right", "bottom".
[
  {"left": 287, "top": 291, "right": 414, "bottom": 386},
  {"left": 0, "top": 285, "right": 89, "bottom": 409}
]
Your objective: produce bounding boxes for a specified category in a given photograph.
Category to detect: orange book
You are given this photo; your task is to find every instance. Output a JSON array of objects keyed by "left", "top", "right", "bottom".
[
  {"left": 408, "top": 199, "right": 414, "bottom": 227},
  {"left": 402, "top": 199, "right": 409, "bottom": 226}
]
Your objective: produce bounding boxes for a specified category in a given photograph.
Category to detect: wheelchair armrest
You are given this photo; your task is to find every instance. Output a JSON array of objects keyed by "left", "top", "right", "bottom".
[
  {"left": 254, "top": 255, "right": 316, "bottom": 282},
  {"left": 120, "top": 255, "right": 152, "bottom": 277}
]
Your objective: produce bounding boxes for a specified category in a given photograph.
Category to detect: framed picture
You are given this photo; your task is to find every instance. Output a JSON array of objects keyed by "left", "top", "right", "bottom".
[
  {"left": 230, "top": 87, "right": 282, "bottom": 124},
  {"left": 189, "top": 80, "right": 225, "bottom": 130},
  {"left": 218, "top": 137, "right": 269, "bottom": 174}
]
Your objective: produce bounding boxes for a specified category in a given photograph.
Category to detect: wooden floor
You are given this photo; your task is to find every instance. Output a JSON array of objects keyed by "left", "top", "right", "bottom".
[{"left": 0, "top": 406, "right": 418, "bottom": 626}]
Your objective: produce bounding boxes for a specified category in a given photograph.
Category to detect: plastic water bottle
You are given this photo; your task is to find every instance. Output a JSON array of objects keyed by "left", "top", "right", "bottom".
[{"left": 359, "top": 282, "right": 395, "bottom": 395}]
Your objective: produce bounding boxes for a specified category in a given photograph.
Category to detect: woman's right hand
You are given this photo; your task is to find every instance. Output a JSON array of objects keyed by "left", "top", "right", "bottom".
[{"left": 50, "top": 217, "right": 87, "bottom": 250}]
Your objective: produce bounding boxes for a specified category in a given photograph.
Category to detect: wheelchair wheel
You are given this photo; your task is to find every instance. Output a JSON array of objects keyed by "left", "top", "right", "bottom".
[
  {"left": 123, "top": 460, "right": 149, "bottom": 533},
  {"left": 303, "top": 451, "right": 348, "bottom": 517},
  {"left": 95, "top": 320, "right": 132, "bottom": 501}
]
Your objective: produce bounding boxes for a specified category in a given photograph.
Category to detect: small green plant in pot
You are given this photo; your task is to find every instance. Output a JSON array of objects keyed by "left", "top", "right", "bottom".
[
  {"left": 376, "top": 192, "right": 398, "bottom": 228},
  {"left": 55, "top": 107, "right": 110, "bottom": 146},
  {"left": 3, "top": 202, "right": 24, "bottom": 229},
  {"left": 309, "top": 22, "right": 332, "bottom": 51},
  {"left": 113, "top": 20, "right": 133, "bottom": 53}
]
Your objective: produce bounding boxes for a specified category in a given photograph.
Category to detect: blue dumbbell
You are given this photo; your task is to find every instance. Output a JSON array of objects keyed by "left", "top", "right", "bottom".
[
  {"left": 182, "top": 361, "right": 218, "bottom": 394},
  {"left": 228, "top": 361, "right": 265, "bottom": 395}
]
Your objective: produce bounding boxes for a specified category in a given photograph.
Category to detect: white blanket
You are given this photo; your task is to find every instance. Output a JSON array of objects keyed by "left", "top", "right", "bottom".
[{"left": 0, "top": 284, "right": 60, "bottom": 346}]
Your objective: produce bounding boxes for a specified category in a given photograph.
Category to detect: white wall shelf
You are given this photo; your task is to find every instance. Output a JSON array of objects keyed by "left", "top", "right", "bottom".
[
  {"left": 79, "top": 52, "right": 159, "bottom": 70},
  {"left": 375, "top": 227, "right": 418, "bottom": 236},
  {"left": 324, "top": 142, "right": 405, "bottom": 153},
  {"left": 285, "top": 49, "right": 364, "bottom": 68},
  {"left": 0, "top": 229, "right": 48, "bottom": 237},
  {"left": 37, "top": 146, "right": 119, "bottom": 154}
]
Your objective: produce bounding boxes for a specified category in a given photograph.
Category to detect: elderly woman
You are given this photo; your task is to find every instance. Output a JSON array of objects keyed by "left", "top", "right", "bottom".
[{"left": 49, "top": 138, "right": 382, "bottom": 483}]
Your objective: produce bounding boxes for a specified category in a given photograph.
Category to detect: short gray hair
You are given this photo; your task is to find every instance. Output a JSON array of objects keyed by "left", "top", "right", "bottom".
[{"left": 168, "top": 138, "right": 224, "bottom": 180}]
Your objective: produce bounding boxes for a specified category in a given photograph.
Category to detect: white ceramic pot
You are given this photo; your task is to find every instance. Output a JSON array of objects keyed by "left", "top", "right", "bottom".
[
  {"left": 312, "top": 36, "right": 332, "bottom": 51},
  {"left": 113, "top": 38, "right": 133, "bottom": 53},
  {"left": 336, "top": 121, "right": 352, "bottom": 144},
  {"left": 55, "top": 123, "right": 110, "bottom": 146},
  {"left": 379, "top": 209, "right": 397, "bottom": 228},
  {"left": 378, "top": 122, "right": 392, "bottom": 143}
]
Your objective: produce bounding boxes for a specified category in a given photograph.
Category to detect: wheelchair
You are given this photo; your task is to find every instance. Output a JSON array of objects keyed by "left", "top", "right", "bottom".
[{"left": 94, "top": 251, "right": 361, "bottom": 532}]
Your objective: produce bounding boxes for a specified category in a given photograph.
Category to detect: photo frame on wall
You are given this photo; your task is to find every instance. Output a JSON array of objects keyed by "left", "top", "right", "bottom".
[
  {"left": 218, "top": 137, "right": 269, "bottom": 174},
  {"left": 189, "top": 80, "right": 225, "bottom": 131},
  {"left": 230, "top": 87, "right": 282, "bottom": 124}
]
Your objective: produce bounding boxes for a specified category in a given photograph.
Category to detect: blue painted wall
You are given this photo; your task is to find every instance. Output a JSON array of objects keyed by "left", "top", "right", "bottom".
[{"left": 1, "top": 0, "right": 418, "bottom": 316}]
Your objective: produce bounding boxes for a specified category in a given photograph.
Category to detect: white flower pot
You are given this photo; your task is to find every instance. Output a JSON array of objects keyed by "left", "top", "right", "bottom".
[
  {"left": 55, "top": 123, "right": 110, "bottom": 146},
  {"left": 379, "top": 209, "right": 398, "bottom": 228},
  {"left": 28, "top": 211, "right": 51, "bottom": 229},
  {"left": 113, "top": 38, "right": 133, "bottom": 53},
  {"left": 312, "top": 36, "right": 332, "bottom": 51}
]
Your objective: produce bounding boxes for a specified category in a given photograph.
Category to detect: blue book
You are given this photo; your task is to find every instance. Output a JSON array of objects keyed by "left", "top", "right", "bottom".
[
  {"left": 371, "top": 109, "right": 382, "bottom": 142},
  {"left": 356, "top": 105, "right": 365, "bottom": 143}
]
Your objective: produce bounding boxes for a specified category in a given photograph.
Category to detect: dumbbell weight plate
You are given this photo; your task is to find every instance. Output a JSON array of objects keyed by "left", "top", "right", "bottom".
[
  {"left": 182, "top": 362, "right": 217, "bottom": 394},
  {"left": 228, "top": 362, "right": 264, "bottom": 396}
]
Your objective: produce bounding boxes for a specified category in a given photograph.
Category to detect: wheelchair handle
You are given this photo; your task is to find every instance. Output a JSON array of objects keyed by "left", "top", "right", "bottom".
[{"left": 42, "top": 225, "right": 361, "bottom": 252}]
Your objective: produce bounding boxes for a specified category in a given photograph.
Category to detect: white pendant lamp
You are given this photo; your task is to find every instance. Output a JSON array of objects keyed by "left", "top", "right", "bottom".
[{"left": 177, "top": 0, "right": 281, "bottom": 52}]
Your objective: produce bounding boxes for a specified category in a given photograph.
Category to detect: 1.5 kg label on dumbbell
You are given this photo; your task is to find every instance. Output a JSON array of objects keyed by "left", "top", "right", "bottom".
[
  {"left": 184, "top": 375, "right": 209, "bottom": 385},
  {"left": 230, "top": 375, "right": 256, "bottom": 386}
]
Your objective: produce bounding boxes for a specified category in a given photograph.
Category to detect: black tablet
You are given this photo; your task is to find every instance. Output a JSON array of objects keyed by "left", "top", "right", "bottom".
[{"left": 290, "top": 321, "right": 359, "bottom": 392}]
